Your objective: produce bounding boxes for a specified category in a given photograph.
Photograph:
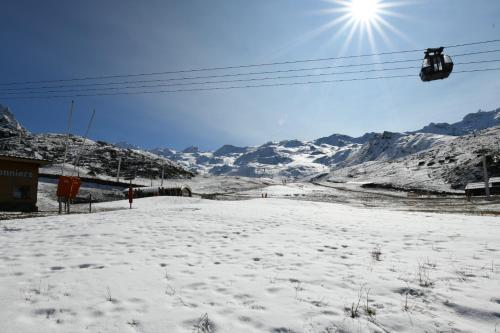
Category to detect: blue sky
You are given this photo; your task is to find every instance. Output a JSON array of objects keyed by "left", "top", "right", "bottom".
[{"left": 1, "top": 0, "right": 499, "bottom": 150}]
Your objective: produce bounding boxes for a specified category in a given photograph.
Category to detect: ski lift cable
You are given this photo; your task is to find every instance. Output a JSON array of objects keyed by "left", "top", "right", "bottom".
[
  {"left": 445, "top": 39, "right": 500, "bottom": 49},
  {"left": 0, "top": 66, "right": 420, "bottom": 95},
  {"left": 2, "top": 48, "right": 499, "bottom": 94},
  {"left": 3, "top": 58, "right": 500, "bottom": 96},
  {"left": 0, "top": 39, "right": 499, "bottom": 86},
  {"left": 0, "top": 58, "right": 424, "bottom": 91},
  {"left": 1, "top": 67, "right": 499, "bottom": 100},
  {"left": 450, "top": 49, "right": 500, "bottom": 58}
]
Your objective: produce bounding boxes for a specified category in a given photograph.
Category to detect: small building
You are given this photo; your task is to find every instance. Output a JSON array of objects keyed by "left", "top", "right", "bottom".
[
  {"left": 124, "top": 185, "right": 192, "bottom": 199},
  {"left": 465, "top": 177, "right": 500, "bottom": 197},
  {"left": 490, "top": 177, "right": 500, "bottom": 188},
  {"left": 0, "top": 155, "right": 49, "bottom": 212}
]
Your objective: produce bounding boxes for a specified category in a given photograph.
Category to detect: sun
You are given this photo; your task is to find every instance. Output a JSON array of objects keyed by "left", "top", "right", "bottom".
[
  {"left": 349, "top": 0, "right": 380, "bottom": 23},
  {"left": 315, "top": 0, "right": 405, "bottom": 51}
]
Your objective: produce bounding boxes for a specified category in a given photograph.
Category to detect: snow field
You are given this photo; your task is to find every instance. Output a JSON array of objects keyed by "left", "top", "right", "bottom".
[{"left": 0, "top": 197, "right": 499, "bottom": 332}]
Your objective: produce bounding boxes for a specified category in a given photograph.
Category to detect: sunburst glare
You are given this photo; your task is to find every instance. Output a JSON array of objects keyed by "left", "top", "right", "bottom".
[{"left": 319, "top": 0, "right": 406, "bottom": 51}]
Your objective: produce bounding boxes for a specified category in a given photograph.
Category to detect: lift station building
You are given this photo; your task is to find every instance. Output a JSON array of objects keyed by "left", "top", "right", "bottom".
[{"left": 0, "top": 155, "right": 48, "bottom": 212}]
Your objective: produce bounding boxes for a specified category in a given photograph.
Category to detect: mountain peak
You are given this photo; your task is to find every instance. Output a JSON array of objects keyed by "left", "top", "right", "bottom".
[
  {"left": 0, "top": 104, "right": 25, "bottom": 131},
  {"left": 213, "top": 144, "right": 248, "bottom": 156},
  {"left": 415, "top": 108, "right": 500, "bottom": 136},
  {"left": 0, "top": 104, "right": 28, "bottom": 138},
  {"left": 114, "top": 141, "right": 141, "bottom": 150},
  {"left": 182, "top": 146, "right": 199, "bottom": 153}
]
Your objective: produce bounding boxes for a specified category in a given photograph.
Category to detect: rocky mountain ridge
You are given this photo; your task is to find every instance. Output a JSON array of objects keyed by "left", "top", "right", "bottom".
[
  {"left": 150, "top": 108, "right": 499, "bottom": 182},
  {"left": 413, "top": 108, "right": 500, "bottom": 136},
  {"left": 0, "top": 105, "right": 26, "bottom": 138},
  {"left": 0, "top": 105, "right": 193, "bottom": 181}
]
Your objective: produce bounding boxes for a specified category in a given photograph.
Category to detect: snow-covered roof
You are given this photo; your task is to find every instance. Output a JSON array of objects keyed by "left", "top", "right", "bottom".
[
  {"left": 0, "top": 154, "right": 49, "bottom": 165},
  {"left": 465, "top": 182, "right": 490, "bottom": 190},
  {"left": 489, "top": 176, "right": 500, "bottom": 184},
  {"left": 465, "top": 177, "right": 500, "bottom": 190}
]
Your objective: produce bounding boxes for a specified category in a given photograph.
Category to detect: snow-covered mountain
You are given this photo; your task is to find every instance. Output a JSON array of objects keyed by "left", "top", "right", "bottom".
[
  {"left": 153, "top": 132, "right": 455, "bottom": 179},
  {"left": 322, "top": 126, "right": 500, "bottom": 191},
  {"left": 0, "top": 104, "right": 26, "bottom": 138},
  {"left": 414, "top": 108, "right": 500, "bottom": 136},
  {"left": 148, "top": 108, "right": 499, "bottom": 181},
  {"left": 333, "top": 131, "right": 454, "bottom": 168}
]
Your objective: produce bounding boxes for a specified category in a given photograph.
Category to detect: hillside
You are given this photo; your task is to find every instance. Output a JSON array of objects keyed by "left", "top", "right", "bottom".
[
  {"left": 323, "top": 126, "right": 500, "bottom": 191},
  {"left": 0, "top": 105, "right": 193, "bottom": 180}
]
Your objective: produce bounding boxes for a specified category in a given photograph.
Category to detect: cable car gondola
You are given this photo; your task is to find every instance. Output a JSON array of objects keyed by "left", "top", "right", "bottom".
[{"left": 420, "top": 47, "right": 454, "bottom": 82}]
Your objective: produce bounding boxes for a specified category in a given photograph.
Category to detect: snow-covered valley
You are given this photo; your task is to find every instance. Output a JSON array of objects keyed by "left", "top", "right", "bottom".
[{"left": 1, "top": 196, "right": 499, "bottom": 333}]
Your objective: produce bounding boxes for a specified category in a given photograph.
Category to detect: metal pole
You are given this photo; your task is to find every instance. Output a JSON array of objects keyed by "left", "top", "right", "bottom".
[
  {"left": 116, "top": 157, "right": 122, "bottom": 183},
  {"left": 161, "top": 162, "right": 164, "bottom": 186},
  {"left": 73, "top": 109, "right": 96, "bottom": 176},
  {"left": 483, "top": 155, "right": 490, "bottom": 200},
  {"left": 62, "top": 100, "right": 74, "bottom": 176},
  {"left": 150, "top": 161, "right": 153, "bottom": 187},
  {"left": 89, "top": 194, "right": 92, "bottom": 213},
  {"left": 129, "top": 179, "right": 132, "bottom": 209}
]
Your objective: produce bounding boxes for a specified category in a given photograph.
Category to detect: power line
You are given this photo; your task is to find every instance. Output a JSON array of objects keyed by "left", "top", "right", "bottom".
[
  {"left": 1, "top": 67, "right": 499, "bottom": 100},
  {"left": 1, "top": 39, "right": 499, "bottom": 87},
  {"left": 2, "top": 49, "right": 499, "bottom": 94},
  {"left": 454, "top": 67, "right": 500, "bottom": 74},
  {"left": 0, "top": 66, "right": 419, "bottom": 95},
  {"left": 451, "top": 49, "right": 500, "bottom": 57},
  {"left": 446, "top": 39, "right": 500, "bottom": 49},
  {"left": 3, "top": 59, "right": 500, "bottom": 96},
  {"left": 0, "top": 74, "right": 417, "bottom": 99},
  {"left": 0, "top": 59, "right": 423, "bottom": 92}
]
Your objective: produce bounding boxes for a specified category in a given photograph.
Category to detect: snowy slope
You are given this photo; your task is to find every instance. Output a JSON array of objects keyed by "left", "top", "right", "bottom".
[
  {"left": 1, "top": 196, "right": 499, "bottom": 333},
  {"left": 337, "top": 132, "right": 454, "bottom": 168},
  {"left": 324, "top": 126, "right": 500, "bottom": 191}
]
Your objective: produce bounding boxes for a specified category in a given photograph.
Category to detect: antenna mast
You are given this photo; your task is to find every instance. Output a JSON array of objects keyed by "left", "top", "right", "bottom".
[
  {"left": 61, "top": 100, "right": 74, "bottom": 176},
  {"left": 73, "top": 109, "right": 96, "bottom": 176}
]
